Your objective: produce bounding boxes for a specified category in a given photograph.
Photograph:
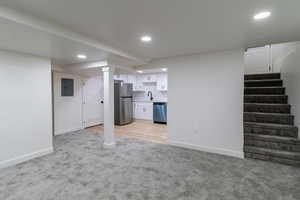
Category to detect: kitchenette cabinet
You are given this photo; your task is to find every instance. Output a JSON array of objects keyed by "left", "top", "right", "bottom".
[
  {"left": 113, "top": 73, "right": 168, "bottom": 121},
  {"left": 126, "top": 75, "right": 135, "bottom": 84},
  {"left": 133, "top": 102, "right": 153, "bottom": 120},
  {"left": 142, "top": 74, "right": 156, "bottom": 83},
  {"left": 133, "top": 75, "right": 144, "bottom": 91},
  {"left": 156, "top": 73, "right": 168, "bottom": 91},
  {"left": 114, "top": 74, "right": 128, "bottom": 82},
  {"left": 115, "top": 73, "right": 168, "bottom": 92}
]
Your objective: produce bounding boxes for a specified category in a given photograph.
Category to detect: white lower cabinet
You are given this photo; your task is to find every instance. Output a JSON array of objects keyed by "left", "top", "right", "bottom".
[{"left": 134, "top": 102, "right": 153, "bottom": 120}]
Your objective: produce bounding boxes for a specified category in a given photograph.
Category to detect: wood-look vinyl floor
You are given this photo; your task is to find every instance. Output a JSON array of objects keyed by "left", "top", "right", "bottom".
[{"left": 87, "top": 120, "right": 167, "bottom": 144}]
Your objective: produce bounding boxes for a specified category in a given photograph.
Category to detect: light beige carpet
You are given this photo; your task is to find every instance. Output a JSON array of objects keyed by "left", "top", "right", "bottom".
[{"left": 0, "top": 130, "right": 300, "bottom": 200}]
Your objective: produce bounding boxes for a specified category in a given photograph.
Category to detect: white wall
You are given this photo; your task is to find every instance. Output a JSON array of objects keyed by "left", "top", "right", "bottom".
[
  {"left": 53, "top": 72, "right": 104, "bottom": 135},
  {"left": 164, "top": 50, "right": 244, "bottom": 158},
  {"left": 244, "top": 42, "right": 300, "bottom": 74},
  {"left": 280, "top": 45, "right": 300, "bottom": 139},
  {"left": 245, "top": 46, "right": 270, "bottom": 74},
  {"left": 272, "top": 42, "right": 300, "bottom": 73},
  {"left": 0, "top": 50, "right": 53, "bottom": 168},
  {"left": 53, "top": 72, "right": 84, "bottom": 135}
]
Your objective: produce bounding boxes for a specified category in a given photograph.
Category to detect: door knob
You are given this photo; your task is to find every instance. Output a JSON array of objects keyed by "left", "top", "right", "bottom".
[{"left": 101, "top": 101, "right": 104, "bottom": 104}]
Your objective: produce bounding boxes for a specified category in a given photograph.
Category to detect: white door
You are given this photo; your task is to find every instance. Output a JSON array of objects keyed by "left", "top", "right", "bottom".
[
  {"left": 82, "top": 76, "right": 104, "bottom": 128},
  {"left": 53, "top": 72, "right": 84, "bottom": 135},
  {"left": 245, "top": 46, "right": 271, "bottom": 74}
]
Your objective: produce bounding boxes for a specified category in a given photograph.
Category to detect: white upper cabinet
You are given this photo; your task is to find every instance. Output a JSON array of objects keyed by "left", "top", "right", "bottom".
[
  {"left": 142, "top": 74, "right": 157, "bottom": 83},
  {"left": 157, "top": 73, "right": 168, "bottom": 91},
  {"left": 114, "top": 74, "right": 144, "bottom": 91},
  {"left": 114, "top": 74, "right": 128, "bottom": 82},
  {"left": 127, "top": 75, "right": 144, "bottom": 91},
  {"left": 126, "top": 75, "right": 136, "bottom": 84},
  {"left": 133, "top": 75, "right": 144, "bottom": 91},
  {"left": 114, "top": 73, "right": 167, "bottom": 92},
  {"left": 114, "top": 74, "right": 122, "bottom": 80}
]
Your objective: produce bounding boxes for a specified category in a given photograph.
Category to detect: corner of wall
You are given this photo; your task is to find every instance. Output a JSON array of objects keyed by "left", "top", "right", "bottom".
[
  {"left": 54, "top": 127, "right": 83, "bottom": 136},
  {"left": 167, "top": 140, "right": 244, "bottom": 159},
  {"left": 0, "top": 147, "right": 53, "bottom": 169}
]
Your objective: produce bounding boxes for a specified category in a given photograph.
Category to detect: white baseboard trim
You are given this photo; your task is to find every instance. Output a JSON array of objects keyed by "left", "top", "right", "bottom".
[
  {"left": 168, "top": 140, "right": 244, "bottom": 159},
  {"left": 85, "top": 123, "right": 103, "bottom": 129},
  {"left": 54, "top": 127, "right": 83, "bottom": 135},
  {"left": 0, "top": 147, "right": 53, "bottom": 169}
]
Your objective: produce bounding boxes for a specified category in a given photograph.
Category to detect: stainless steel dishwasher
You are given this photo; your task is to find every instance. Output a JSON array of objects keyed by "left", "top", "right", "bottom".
[{"left": 153, "top": 102, "right": 167, "bottom": 124}]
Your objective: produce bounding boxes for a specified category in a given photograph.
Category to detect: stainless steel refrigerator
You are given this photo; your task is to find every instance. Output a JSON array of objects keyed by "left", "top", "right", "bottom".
[{"left": 114, "top": 80, "right": 133, "bottom": 125}]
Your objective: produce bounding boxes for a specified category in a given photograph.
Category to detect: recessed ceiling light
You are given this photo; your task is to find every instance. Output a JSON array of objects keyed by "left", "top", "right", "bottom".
[
  {"left": 254, "top": 11, "right": 271, "bottom": 20},
  {"left": 77, "top": 54, "right": 87, "bottom": 59},
  {"left": 137, "top": 70, "right": 143, "bottom": 73},
  {"left": 162, "top": 68, "right": 168, "bottom": 72},
  {"left": 141, "top": 35, "right": 152, "bottom": 43}
]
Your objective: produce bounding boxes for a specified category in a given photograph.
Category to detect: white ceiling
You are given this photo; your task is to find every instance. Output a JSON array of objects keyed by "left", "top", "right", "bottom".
[
  {"left": 1, "top": 0, "right": 300, "bottom": 62},
  {"left": 0, "top": 17, "right": 111, "bottom": 65}
]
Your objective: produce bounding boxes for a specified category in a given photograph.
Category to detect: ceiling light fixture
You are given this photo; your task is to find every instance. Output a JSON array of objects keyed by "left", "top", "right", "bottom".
[
  {"left": 137, "top": 70, "right": 143, "bottom": 73},
  {"left": 162, "top": 68, "right": 168, "bottom": 72},
  {"left": 77, "top": 54, "right": 87, "bottom": 59},
  {"left": 254, "top": 11, "right": 271, "bottom": 20},
  {"left": 141, "top": 35, "right": 152, "bottom": 43}
]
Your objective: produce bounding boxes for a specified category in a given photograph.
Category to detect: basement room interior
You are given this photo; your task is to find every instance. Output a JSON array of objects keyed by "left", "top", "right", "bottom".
[{"left": 0, "top": 1, "right": 300, "bottom": 200}]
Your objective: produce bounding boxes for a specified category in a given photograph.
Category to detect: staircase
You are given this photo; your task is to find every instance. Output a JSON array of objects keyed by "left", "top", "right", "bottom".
[{"left": 244, "top": 73, "right": 300, "bottom": 167}]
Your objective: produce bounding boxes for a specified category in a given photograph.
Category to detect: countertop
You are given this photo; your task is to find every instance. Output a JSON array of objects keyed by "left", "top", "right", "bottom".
[{"left": 133, "top": 100, "right": 167, "bottom": 103}]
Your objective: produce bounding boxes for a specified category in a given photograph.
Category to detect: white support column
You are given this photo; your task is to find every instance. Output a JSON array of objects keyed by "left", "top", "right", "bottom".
[{"left": 102, "top": 66, "right": 116, "bottom": 148}]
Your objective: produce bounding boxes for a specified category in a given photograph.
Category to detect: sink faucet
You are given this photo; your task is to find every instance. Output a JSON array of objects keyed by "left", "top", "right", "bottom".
[{"left": 147, "top": 91, "right": 153, "bottom": 101}]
